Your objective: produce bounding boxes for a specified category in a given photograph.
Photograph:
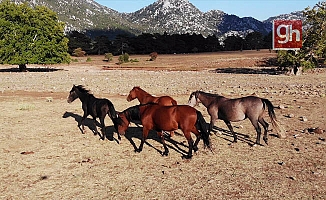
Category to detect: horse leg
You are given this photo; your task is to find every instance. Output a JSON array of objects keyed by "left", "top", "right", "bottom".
[
  {"left": 258, "top": 117, "right": 269, "bottom": 145},
  {"left": 92, "top": 117, "right": 100, "bottom": 136},
  {"left": 157, "top": 131, "right": 169, "bottom": 156},
  {"left": 137, "top": 128, "right": 149, "bottom": 153},
  {"left": 80, "top": 114, "right": 87, "bottom": 134},
  {"left": 250, "top": 119, "right": 262, "bottom": 145},
  {"left": 209, "top": 118, "right": 216, "bottom": 135},
  {"left": 169, "top": 131, "right": 174, "bottom": 137},
  {"left": 183, "top": 132, "right": 194, "bottom": 159},
  {"left": 224, "top": 120, "right": 237, "bottom": 143},
  {"left": 99, "top": 117, "right": 106, "bottom": 140},
  {"left": 193, "top": 136, "right": 200, "bottom": 152}
]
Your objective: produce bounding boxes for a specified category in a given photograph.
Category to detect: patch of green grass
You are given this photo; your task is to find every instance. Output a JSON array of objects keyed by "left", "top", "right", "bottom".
[{"left": 18, "top": 104, "right": 35, "bottom": 111}]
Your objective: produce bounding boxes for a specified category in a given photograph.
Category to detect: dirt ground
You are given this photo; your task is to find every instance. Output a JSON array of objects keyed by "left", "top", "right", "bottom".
[{"left": 0, "top": 50, "right": 325, "bottom": 199}]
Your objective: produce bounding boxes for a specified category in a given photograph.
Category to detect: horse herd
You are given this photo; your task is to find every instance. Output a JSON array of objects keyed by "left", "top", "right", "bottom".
[{"left": 67, "top": 85, "right": 285, "bottom": 159}]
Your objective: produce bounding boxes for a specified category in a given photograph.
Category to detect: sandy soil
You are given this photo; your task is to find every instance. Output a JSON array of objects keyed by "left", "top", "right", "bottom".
[{"left": 0, "top": 50, "right": 325, "bottom": 199}]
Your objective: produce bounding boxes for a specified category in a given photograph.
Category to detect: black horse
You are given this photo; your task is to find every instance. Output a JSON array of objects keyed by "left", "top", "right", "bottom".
[{"left": 67, "top": 85, "right": 118, "bottom": 140}]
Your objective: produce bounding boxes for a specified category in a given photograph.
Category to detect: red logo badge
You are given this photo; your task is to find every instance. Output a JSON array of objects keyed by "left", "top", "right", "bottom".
[{"left": 273, "top": 20, "right": 302, "bottom": 50}]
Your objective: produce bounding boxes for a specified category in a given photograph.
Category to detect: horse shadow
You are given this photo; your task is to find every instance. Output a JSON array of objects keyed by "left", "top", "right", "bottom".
[
  {"left": 211, "top": 125, "right": 278, "bottom": 146},
  {"left": 63, "top": 111, "right": 209, "bottom": 157},
  {"left": 122, "top": 126, "right": 190, "bottom": 157},
  {"left": 62, "top": 111, "right": 120, "bottom": 143}
]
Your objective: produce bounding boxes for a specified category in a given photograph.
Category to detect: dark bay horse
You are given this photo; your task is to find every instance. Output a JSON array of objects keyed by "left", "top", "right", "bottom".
[
  {"left": 67, "top": 85, "right": 118, "bottom": 140},
  {"left": 188, "top": 91, "right": 285, "bottom": 145},
  {"left": 127, "top": 86, "right": 177, "bottom": 136},
  {"left": 112, "top": 104, "right": 211, "bottom": 159}
]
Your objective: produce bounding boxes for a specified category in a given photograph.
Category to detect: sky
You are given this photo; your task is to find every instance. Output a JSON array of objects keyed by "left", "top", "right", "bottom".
[{"left": 95, "top": 0, "right": 319, "bottom": 21}]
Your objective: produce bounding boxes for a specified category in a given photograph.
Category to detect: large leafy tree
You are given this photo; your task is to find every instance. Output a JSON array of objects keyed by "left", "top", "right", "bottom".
[{"left": 0, "top": 1, "right": 70, "bottom": 71}]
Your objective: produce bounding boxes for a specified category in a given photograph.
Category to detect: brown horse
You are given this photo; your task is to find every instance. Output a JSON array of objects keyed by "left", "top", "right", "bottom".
[
  {"left": 67, "top": 85, "right": 118, "bottom": 140},
  {"left": 112, "top": 104, "right": 211, "bottom": 159},
  {"left": 188, "top": 91, "right": 285, "bottom": 145},
  {"left": 126, "top": 86, "right": 177, "bottom": 136},
  {"left": 127, "top": 86, "right": 177, "bottom": 106}
]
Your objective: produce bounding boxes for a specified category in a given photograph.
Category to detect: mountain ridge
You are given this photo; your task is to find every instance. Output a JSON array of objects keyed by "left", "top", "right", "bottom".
[{"left": 1, "top": 0, "right": 305, "bottom": 38}]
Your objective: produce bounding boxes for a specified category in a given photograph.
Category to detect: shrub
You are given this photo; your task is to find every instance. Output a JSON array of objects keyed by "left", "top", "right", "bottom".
[
  {"left": 104, "top": 53, "right": 113, "bottom": 62},
  {"left": 118, "top": 53, "right": 129, "bottom": 64},
  {"left": 277, "top": 50, "right": 297, "bottom": 70},
  {"left": 72, "top": 48, "right": 86, "bottom": 57},
  {"left": 130, "top": 59, "right": 139, "bottom": 63},
  {"left": 86, "top": 57, "right": 92, "bottom": 62}
]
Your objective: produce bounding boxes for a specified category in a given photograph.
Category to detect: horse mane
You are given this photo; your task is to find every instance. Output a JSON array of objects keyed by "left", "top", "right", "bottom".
[
  {"left": 196, "top": 90, "right": 222, "bottom": 97},
  {"left": 134, "top": 86, "right": 153, "bottom": 97},
  {"left": 123, "top": 105, "right": 141, "bottom": 122},
  {"left": 75, "top": 85, "right": 92, "bottom": 95}
]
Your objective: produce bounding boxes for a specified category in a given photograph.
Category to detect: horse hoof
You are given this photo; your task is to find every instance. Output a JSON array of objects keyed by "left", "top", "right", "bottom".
[
  {"left": 193, "top": 146, "right": 199, "bottom": 152},
  {"left": 182, "top": 155, "right": 192, "bottom": 159},
  {"left": 135, "top": 149, "right": 142, "bottom": 153},
  {"left": 162, "top": 152, "right": 169, "bottom": 156}
]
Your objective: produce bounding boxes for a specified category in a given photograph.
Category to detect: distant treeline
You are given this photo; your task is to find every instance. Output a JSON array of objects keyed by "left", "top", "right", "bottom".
[{"left": 67, "top": 31, "right": 272, "bottom": 56}]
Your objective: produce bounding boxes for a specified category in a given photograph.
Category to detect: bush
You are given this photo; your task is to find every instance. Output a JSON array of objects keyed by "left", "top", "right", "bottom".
[
  {"left": 118, "top": 53, "right": 129, "bottom": 64},
  {"left": 277, "top": 50, "right": 297, "bottom": 70},
  {"left": 86, "top": 57, "right": 92, "bottom": 62},
  {"left": 104, "top": 53, "right": 113, "bottom": 62},
  {"left": 72, "top": 48, "right": 86, "bottom": 57},
  {"left": 130, "top": 59, "right": 139, "bottom": 63}
]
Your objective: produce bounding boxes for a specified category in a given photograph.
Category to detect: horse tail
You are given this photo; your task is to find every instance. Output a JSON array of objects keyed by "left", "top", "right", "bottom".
[
  {"left": 106, "top": 99, "right": 118, "bottom": 119},
  {"left": 196, "top": 110, "right": 211, "bottom": 148},
  {"left": 262, "top": 98, "right": 286, "bottom": 138}
]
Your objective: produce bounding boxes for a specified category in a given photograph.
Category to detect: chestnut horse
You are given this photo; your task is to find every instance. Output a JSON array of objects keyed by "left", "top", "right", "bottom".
[
  {"left": 112, "top": 104, "right": 211, "bottom": 159},
  {"left": 188, "top": 91, "right": 285, "bottom": 145},
  {"left": 127, "top": 86, "right": 177, "bottom": 136},
  {"left": 127, "top": 86, "right": 177, "bottom": 106},
  {"left": 67, "top": 85, "right": 118, "bottom": 140}
]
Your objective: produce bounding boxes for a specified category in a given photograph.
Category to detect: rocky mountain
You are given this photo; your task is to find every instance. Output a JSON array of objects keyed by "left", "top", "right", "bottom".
[
  {"left": 2, "top": 0, "right": 305, "bottom": 38},
  {"left": 3, "top": 0, "right": 142, "bottom": 38},
  {"left": 124, "top": 0, "right": 273, "bottom": 37}
]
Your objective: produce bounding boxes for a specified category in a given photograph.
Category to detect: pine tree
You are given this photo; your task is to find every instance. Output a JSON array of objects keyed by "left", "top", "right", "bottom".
[{"left": 0, "top": 1, "right": 70, "bottom": 71}]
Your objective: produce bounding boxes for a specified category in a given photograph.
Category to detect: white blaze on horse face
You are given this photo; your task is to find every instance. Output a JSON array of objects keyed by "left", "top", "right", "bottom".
[{"left": 188, "top": 94, "right": 197, "bottom": 107}]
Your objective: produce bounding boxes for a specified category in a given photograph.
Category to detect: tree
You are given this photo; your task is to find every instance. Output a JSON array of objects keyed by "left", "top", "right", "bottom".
[
  {"left": 93, "top": 35, "right": 112, "bottom": 55},
  {"left": 67, "top": 31, "right": 92, "bottom": 55},
  {"left": 0, "top": 1, "right": 70, "bottom": 71},
  {"left": 244, "top": 32, "right": 263, "bottom": 50},
  {"left": 223, "top": 35, "right": 244, "bottom": 51},
  {"left": 277, "top": 2, "right": 326, "bottom": 71},
  {"left": 300, "top": 2, "right": 326, "bottom": 66}
]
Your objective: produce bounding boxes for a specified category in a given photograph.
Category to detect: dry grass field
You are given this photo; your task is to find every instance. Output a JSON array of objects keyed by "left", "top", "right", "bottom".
[{"left": 0, "top": 50, "right": 325, "bottom": 199}]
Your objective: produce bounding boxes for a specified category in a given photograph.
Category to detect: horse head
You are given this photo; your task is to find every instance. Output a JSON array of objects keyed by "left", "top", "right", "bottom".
[
  {"left": 112, "top": 112, "right": 129, "bottom": 136},
  {"left": 67, "top": 85, "right": 79, "bottom": 103},
  {"left": 188, "top": 91, "right": 200, "bottom": 107},
  {"left": 112, "top": 105, "right": 141, "bottom": 135},
  {"left": 126, "top": 86, "right": 140, "bottom": 102}
]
